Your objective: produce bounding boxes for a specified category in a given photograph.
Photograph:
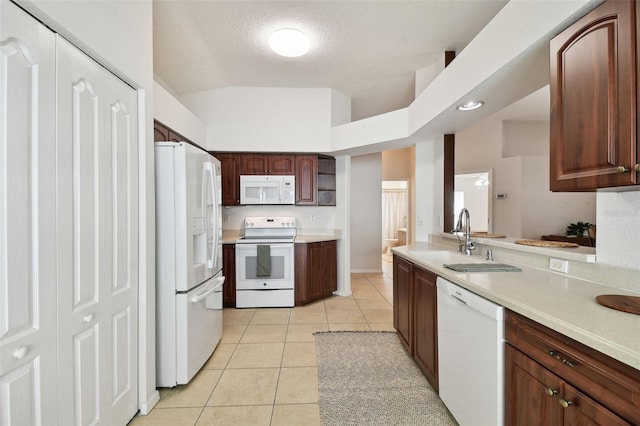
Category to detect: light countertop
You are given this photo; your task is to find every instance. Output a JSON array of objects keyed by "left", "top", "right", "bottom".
[
  {"left": 221, "top": 232, "right": 339, "bottom": 244},
  {"left": 392, "top": 242, "right": 640, "bottom": 371}
]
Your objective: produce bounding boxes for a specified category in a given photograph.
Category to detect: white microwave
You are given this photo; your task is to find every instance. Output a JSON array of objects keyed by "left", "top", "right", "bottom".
[{"left": 240, "top": 175, "right": 295, "bottom": 205}]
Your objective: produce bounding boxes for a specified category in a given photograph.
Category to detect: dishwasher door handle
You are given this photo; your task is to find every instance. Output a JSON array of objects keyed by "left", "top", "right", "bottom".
[{"left": 450, "top": 294, "right": 468, "bottom": 305}]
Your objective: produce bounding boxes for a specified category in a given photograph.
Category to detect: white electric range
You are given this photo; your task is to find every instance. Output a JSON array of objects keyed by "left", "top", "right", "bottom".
[{"left": 235, "top": 217, "right": 296, "bottom": 308}]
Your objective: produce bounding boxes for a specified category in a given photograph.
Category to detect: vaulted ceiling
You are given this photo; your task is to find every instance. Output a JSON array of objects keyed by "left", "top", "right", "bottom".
[{"left": 153, "top": 1, "right": 508, "bottom": 121}]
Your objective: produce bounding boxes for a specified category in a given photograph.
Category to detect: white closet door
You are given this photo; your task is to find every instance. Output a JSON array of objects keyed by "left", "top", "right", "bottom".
[
  {"left": 0, "top": 3, "right": 58, "bottom": 425},
  {"left": 56, "top": 36, "right": 138, "bottom": 426}
]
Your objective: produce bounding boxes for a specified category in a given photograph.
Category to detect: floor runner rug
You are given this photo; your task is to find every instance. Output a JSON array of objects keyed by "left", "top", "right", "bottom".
[{"left": 315, "top": 331, "right": 457, "bottom": 426}]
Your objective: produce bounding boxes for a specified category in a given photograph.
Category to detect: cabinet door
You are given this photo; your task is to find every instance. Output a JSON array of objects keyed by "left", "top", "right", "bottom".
[
  {"left": 269, "top": 154, "right": 295, "bottom": 174},
  {"left": 295, "top": 155, "right": 317, "bottom": 205},
  {"left": 550, "top": 0, "right": 638, "bottom": 190},
  {"left": 223, "top": 244, "right": 236, "bottom": 307},
  {"left": 562, "top": 384, "right": 630, "bottom": 425},
  {"left": 505, "top": 345, "right": 564, "bottom": 426},
  {"left": 0, "top": 3, "right": 59, "bottom": 423},
  {"left": 241, "top": 153, "right": 268, "bottom": 174},
  {"left": 393, "top": 256, "right": 412, "bottom": 351},
  {"left": 154, "top": 120, "right": 169, "bottom": 141},
  {"left": 56, "top": 36, "right": 139, "bottom": 426},
  {"left": 413, "top": 267, "right": 438, "bottom": 391},
  {"left": 322, "top": 241, "right": 337, "bottom": 297},
  {"left": 307, "top": 242, "right": 325, "bottom": 301},
  {"left": 214, "top": 153, "right": 241, "bottom": 205}
]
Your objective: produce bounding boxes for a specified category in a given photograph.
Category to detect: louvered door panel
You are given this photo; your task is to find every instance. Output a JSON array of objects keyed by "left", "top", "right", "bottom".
[{"left": 0, "top": 3, "right": 58, "bottom": 424}]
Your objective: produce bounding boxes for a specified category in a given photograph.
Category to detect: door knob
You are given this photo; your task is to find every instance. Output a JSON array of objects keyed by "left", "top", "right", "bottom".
[{"left": 13, "top": 346, "right": 29, "bottom": 359}]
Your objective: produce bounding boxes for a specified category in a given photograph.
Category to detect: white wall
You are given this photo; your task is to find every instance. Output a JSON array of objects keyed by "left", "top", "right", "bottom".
[
  {"left": 414, "top": 137, "right": 444, "bottom": 242},
  {"left": 382, "top": 147, "right": 413, "bottom": 181},
  {"left": 19, "top": 0, "right": 158, "bottom": 414},
  {"left": 597, "top": 192, "right": 640, "bottom": 270},
  {"left": 521, "top": 155, "right": 596, "bottom": 238},
  {"left": 222, "top": 205, "right": 336, "bottom": 234},
  {"left": 180, "top": 87, "right": 350, "bottom": 152},
  {"left": 154, "top": 82, "right": 207, "bottom": 146},
  {"left": 350, "top": 153, "right": 382, "bottom": 273},
  {"left": 456, "top": 116, "right": 596, "bottom": 239}
]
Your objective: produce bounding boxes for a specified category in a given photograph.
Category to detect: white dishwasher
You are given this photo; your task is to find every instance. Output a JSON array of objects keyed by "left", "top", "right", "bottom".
[{"left": 437, "top": 277, "right": 504, "bottom": 426}]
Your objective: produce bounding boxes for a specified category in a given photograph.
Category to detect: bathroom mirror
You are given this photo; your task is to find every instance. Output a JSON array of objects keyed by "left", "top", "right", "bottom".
[{"left": 454, "top": 170, "right": 492, "bottom": 233}]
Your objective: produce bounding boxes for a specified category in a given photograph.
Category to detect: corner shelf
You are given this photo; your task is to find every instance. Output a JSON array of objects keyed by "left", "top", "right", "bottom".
[{"left": 317, "top": 157, "right": 336, "bottom": 206}]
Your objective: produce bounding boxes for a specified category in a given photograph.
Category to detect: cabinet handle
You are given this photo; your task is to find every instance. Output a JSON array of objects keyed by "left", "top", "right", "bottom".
[
  {"left": 616, "top": 165, "right": 629, "bottom": 173},
  {"left": 83, "top": 313, "right": 95, "bottom": 323},
  {"left": 545, "top": 387, "right": 559, "bottom": 397},
  {"left": 635, "top": 164, "right": 640, "bottom": 172},
  {"left": 547, "top": 350, "right": 576, "bottom": 367},
  {"left": 13, "top": 346, "right": 29, "bottom": 359},
  {"left": 559, "top": 398, "right": 573, "bottom": 408}
]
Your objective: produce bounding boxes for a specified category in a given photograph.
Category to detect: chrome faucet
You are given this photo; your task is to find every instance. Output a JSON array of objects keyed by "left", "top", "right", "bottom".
[{"left": 452, "top": 208, "right": 475, "bottom": 255}]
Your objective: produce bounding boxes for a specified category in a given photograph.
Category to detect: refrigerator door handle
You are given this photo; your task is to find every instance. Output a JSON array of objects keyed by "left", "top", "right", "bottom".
[
  {"left": 202, "top": 161, "right": 217, "bottom": 270},
  {"left": 209, "top": 162, "right": 221, "bottom": 269},
  {"left": 191, "top": 285, "right": 217, "bottom": 303}
]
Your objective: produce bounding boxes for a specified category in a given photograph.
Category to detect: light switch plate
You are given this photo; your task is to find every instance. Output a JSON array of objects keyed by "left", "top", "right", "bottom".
[{"left": 549, "top": 258, "right": 568, "bottom": 274}]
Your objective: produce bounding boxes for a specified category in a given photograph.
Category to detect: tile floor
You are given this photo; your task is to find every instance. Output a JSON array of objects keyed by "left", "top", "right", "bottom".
[{"left": 129, "top": 268, "right": 394, "bottom": 426}]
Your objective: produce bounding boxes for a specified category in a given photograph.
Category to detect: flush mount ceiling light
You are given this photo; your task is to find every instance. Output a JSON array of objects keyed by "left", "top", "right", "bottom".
[
  {"left": 269, "top": 28, "right": 310, "bottom": 57},
  {"left": 456, "top": 101, "right": 484, "bottom": 111}
]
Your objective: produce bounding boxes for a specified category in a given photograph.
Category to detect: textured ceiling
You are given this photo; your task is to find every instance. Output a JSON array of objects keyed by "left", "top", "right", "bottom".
[{"left": 153, "top": 0, "right": 508, "bottom": 121}]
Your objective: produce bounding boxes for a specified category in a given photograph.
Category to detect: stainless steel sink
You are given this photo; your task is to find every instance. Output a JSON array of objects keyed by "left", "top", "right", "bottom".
[{"left": 443, "top": 263, "right": 521, "bottom": 272}]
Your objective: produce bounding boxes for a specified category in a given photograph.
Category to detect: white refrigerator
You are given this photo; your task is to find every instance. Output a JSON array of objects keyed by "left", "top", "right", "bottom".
[{"left": 155, "top": 141, "right": 224, "bottom": 387}]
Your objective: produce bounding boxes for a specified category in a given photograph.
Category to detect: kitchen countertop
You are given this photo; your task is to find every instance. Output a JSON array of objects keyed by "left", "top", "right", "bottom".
[
  {"left": 294, "top": 235, "right": 339, "bottom": 243},
  {"left": 221, "top": 233, "right": 339, "bottom": 244},
  {"left": 393, "top": 242, "right": 640, "bottom": 371}
]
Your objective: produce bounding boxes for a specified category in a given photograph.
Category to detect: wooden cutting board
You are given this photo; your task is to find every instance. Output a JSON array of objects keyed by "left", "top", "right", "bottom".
[
  {"left": 596, "top": 295, "right": 640, "bottom": 315},
  {"left": 515, "top": 239, "right": 579, "bottom": 248}
]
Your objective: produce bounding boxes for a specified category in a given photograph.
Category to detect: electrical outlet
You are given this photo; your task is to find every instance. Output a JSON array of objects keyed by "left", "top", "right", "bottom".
[
  {"left": 310, "top": 214, "right": 315, "bottom": 223},
  {"left": 549, "top": 258, "right": 568, "bottom": 274}
]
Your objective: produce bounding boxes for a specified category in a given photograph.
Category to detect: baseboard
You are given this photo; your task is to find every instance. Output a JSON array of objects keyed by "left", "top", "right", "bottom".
[
  {"left": 350, "top": 269, "right": 383, "bottom": 274},
  {"left": 333, "top": 289, "right": 352, "bottom": 297},
  {"left": 138, "top": 390, "right": 160, "bottom": 415}
]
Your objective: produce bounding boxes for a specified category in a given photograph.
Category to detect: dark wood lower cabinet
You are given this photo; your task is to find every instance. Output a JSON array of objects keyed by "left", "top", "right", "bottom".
[
  {"left": 222, "top": 244, "right": 236, "bottom": 307},
  {"left": 505, "top": 310, "right": 639, "bottom": 424},
  {"left": 392, "top": 255, "right": 438, "bottom": 391},
  {"left": 393, "top": 255, "right": 412, "bottom": 350},
  {"left": 295, "top": 240, "right": 337, "bottom": 305},
  {"left": 413, "top": 267, "right": 438, "bottom": 392},
  {"left": 505, "top": 344, "right": 564, "bottom": 425}
]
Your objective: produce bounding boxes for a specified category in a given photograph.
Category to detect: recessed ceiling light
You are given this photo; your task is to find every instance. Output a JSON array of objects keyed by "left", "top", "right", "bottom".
[
  {"left": 456, "top": 101, "right": 484, "bottom": 111},
  {"left": 269, "top": 28, "right": 310, "bottom": 57}
]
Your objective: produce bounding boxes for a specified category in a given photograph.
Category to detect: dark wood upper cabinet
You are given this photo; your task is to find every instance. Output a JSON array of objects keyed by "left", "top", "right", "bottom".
[
  {"left": 154, "top": 120, "right": 170, "bottom": 142},
  {"left": 240, "top": 153, "right": 295, "bottom": 175},
  {"left": 550, "top": 0, "right": 639, "bottom": 190},
  {"left": 295, "top": 155, "right": 317, "bottom": 205},
  {"left": 213, "top": 153, "right": 241, "bottom": 206},
  {"left": 269, "top": 154, "right": 296, "bottom": 174}
]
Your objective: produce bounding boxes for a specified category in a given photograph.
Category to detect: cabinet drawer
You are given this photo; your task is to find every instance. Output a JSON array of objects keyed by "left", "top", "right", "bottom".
[{"left": 505, "top": 310, "right": 640, "bottom": 424}]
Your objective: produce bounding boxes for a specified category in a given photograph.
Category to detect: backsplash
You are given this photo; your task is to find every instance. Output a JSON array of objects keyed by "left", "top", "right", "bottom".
[{"left": 222, "top": 205, "right": 337, "bottom": 233}]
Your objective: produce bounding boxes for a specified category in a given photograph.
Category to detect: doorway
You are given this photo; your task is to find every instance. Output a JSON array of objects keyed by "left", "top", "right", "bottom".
[{"left": 382, "top": 180, "right": 409, "bottom": 272}]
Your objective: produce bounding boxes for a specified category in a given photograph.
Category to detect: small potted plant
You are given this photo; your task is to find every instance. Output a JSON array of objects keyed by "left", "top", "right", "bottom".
[{"left": 565, "top": 221, "right": 592, "bottom": 237}]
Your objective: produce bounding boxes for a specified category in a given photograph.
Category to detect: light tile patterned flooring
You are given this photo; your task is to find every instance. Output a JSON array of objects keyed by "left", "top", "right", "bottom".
[{"left": 130, "top": 268, "right": 394, "bottom": 426}]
